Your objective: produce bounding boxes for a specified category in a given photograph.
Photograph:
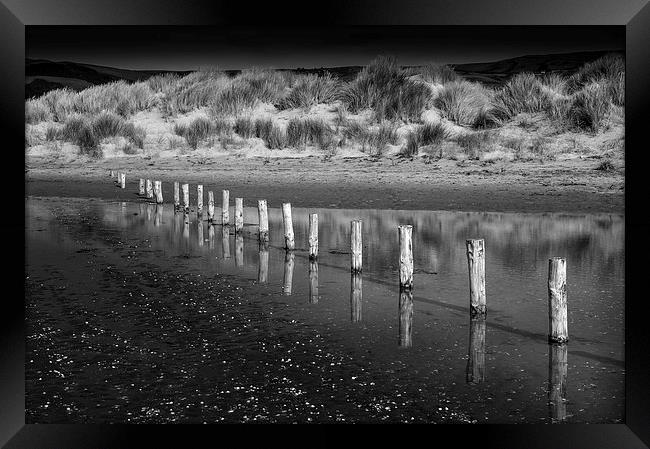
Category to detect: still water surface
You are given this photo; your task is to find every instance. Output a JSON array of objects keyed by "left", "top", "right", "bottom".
[{"left": 25, "top": 196, "right": 624, "bottom": 423}]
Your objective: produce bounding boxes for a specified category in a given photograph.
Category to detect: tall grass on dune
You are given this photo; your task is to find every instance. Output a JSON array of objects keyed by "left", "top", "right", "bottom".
[
  {"left": 174, "top": 116, "right": 213, "bottom": 150},
  {"left": 569, "top": 53, "right": 625, "bottom": 92},
  {"left": 401, "top": 121, "right": 449, "bottom": 157},
  {"left": 25, "top": 98, "right": 52, "bottom": 124},
  {"left": 234, "top": 116, "right": 255, "bottom": 138},
  {"left": 76, "top": 81, "right": 156, "bottom": 117},
  {"left": 494, "top": 73, "right": 552, "bottom": 119},
  {"left": 455, "top": 130, "right": 494, "bottom": 160},
  {"left": 279, "top": 73, "right": 340, "bottom": 110},
  {"left": 254, "top": 118, "right": 286, "bottom": 149},
  {"left": 340, "top": 56, "right": 431, "bottom": 122},
  {"left": 435, "top": 80, "right": 495, "bottom": 127},
  {"left": 567, "top": 81, "right": 612, "bottom": 133},
  {"left": 344, "top": 120, "right": 400, "bottom": 155},
  {"left": 146, "top": 72, "right": 181, "bottom": 93},
  {"left": 416, "top": 63, "right": 459, "bottom": 84},
  {"left": 286, "top": 118, "right": 332, "bottom": 149},
  {"left": 91, "top": 111, "right": 125, "bottom": 140},
  {"left": 41, "top": 88, "right": 78, "bottom": 122}
]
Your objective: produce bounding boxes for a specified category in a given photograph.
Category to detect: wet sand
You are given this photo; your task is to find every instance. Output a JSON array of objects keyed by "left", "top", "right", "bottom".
[{"left": 26, "top": 155, "right": 624, "bottom": 213}]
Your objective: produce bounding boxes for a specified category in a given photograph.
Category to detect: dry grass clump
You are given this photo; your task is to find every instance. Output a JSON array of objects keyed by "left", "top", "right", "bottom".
[
  {"left": 121, "top": 122, "right": 147, "bottom": 148},
  {"left": 234, "top": 116, "right": 255, "bottom": 138},
  {"left": 569, "top": 53, "right": 625, "bottom": 92},
  {"left": 566, "top": 81, "right": 612, "bottom": 133},
  {"left": 342, "top": 120, "right": 399, "bottom": 156},
  {"left": 253, "top": 118, "right": 287, "bottom": 149},
  {"left": 494, "top": 73, "right": 552, "bottom": 118},
  {"left": 455, "top": 130, "right": 495, "bottom": 160},
  {"left": 76, "top": 81, "right": 155, "bottom": 116},
  {"left": 91, "top": 111, "right": 125, "bottom": 139},
  {"left": 401, "top": 121, "right": 449, "bottom": 157},
  {"left": 174, "top": 116, "right": 214, "bottom": 150},
  {"left": 416, "top": 63, "right": 459, "bottom": 84},
  {"left": 25, "top": 98, "right": 52, "bottom": 124},
  {"left": 279, "top": 73, "right": 340, "bottom": 110},
  {"left": 340, "top": 56, "right": 431, "bottom": 122},
  {"left": 286, "top": 118, "right": 333, "bottom": 149},
  {"left": 435, "top": 80, "right": 496, "bottom": 127}
]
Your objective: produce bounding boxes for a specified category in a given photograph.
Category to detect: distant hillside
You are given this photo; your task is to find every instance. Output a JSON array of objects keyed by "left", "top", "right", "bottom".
[{"left": 25, "top": 50, "right": 623, "bottom": 98}]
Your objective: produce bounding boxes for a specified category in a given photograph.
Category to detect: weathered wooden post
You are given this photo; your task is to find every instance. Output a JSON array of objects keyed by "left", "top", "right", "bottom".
[
  {"left": 207, "top": 191, "right": 215, "bottom": 222},
  {"left": 173, "top": 182, "right": 180, "bottom": 211},
  {"left": 146, "top": 179, "right": 153, "bottom": 199},
  {"left": 197, "top": 220, "right": 204, "bottom": 247},
  {"left": 282, "top": 203, "right": 295, "bottom": 250},
  {"left": 235, "top": 234, "right": 244, "bottom": 267},
  {"left": 466, "top": 239, "right": 486, "bottom": 317},
  {"left": 309, "top": 260, "right": 319, "bottom": 304},
  {"left": 154, "top": 181, "right": 163, "bottom": 204},
  {"left": 399, "top": 225, "right": 413, "bottom": 289},
  {"left": 221, "top": 225, "right": 230, "bottom": 259},
  {"left": 182, "top": 183, "right": 190, "bottom": 214},
  {"left": 258, "top": 200, "right": 269, "bottom": 243},
  {"left": 222, "top": 190, "right": 230, "bottom": 225},
  {"left": 466, "top": 317, "right": 486, "bottom": 384},
  {"left": 282, "top": 250, "right": 295, "bottom": 295},
  {"left": 235, "top": 198, "right": 244, "bottom": 233},
  {"left": 119, "top": 173, "right": 126, "bottom": 189},
  {"left": 197, "top": 185, "right": 203, "bottom": 217},
  {"left": 309, "top": 214, "right": 318, "bottom": 259},
  {"left": 350, "top": 272, "right": 362, "bottom": 322},
  {"left": 548, "top": 257, "right": 568, "bottom": 344},
  {"left": 398, "top": 288, "right": 413, "bottom": 348},
  {"left": 139, "top": 178, "right": 145, "bottom": 195},
  {"left": 110, "top": 170, "right": 115, "bottom": 178},
  {"left": 350, "top": 220, "right": 362, "bottom": 272},
  {"left": 548, "top": 343, "right": 568, "bottom": 422},
  {"left": 258, "top": 242, "right": 269, "bottom": 284}
]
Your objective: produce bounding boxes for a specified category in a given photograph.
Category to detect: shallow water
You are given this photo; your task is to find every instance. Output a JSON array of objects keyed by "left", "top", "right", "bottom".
[{"left": 25, "top": 196, "right": 624, "bottom": 423}]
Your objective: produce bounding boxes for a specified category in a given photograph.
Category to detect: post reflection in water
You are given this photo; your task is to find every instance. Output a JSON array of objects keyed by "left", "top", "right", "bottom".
[
  {"left": 235, "top": 234, "right": 244, "bottom": 267},
  {"left": 146, "top": 203, "right": 154, "bottom": 221},
  {"left": 197, "top": 220, "right": 204, "bottom": 247},
  {"left": 466, "top": 317, "right": 486, "bottom": 384},
  {"left": 350, "top": 272, "right": 362, "bottom": 321},
  {"left": 309, "top": 260, "right": 319, "bottom": 304},
  {"left": 221, "top": 225, "right": 231, "bottom": 259},
  {"left": 208, "top": 224, "right": 215, "bottom": 250},
  {"left": 282, "top": 250, "right": 295, "bottom": 295},
  {"left": 258, "top": 242, "right": 269, "bottom": 284},
  {"left": 548, "top": 344, "right": 568, "bottom": 422},
  {"left": 183, "top": 214, "right": 190, "bottom": 241},
  {"left": 154, "top": 204, "right": 163, "bottom": 227},
  {"left": 398, "top": 287, "right": 413, "bottom": 348}
]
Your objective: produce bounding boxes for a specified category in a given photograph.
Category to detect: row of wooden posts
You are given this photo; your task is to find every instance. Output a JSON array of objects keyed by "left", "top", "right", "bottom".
[{"left": 110, "top": 170, "right": 569, "bottom": 345}]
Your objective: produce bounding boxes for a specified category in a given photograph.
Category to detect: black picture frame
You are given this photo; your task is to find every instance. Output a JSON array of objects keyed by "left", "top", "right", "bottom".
[{"left": 4, "top": 0, "right": 650, "bottom": 447}]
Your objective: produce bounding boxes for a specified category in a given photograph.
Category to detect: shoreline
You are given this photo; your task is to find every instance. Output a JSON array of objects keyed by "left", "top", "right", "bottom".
[{"left": 26, "top": 155, "right": 624, "bottom": 214}]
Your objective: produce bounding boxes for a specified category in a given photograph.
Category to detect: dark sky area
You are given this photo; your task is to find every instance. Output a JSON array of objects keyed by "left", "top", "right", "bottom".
[{"left": 26, "top": 26, "right": 624, "bottom": 71}]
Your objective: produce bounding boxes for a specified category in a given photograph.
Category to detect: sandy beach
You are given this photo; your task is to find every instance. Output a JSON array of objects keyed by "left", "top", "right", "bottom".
[{"left": 26, "top": 154, "right": 623, "bottom": 213}]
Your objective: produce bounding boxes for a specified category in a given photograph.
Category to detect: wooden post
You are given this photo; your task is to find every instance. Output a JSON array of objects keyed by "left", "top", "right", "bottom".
[
  {"left": 120, "top": 173, "right": 126, "bottom": 189},
  {"left": 222, "top": 190, "right": 230, "bottom": 225},
  {"left": 110, "top": 170, "right": 115, "bottom": 178},
  {"left": 466, "top": 317, "right": 486, "bottom": 384},
  {"left": 154, "top": 181, "right": 163, "bottom": 204},
  {"left": 350, "top": 220, "right": 362, "bottom": 272},
  {"left": 282, "top": 203, "right": 294, "bottom": 250},
  {"left": 548, "top": 257, "right": 568, "bottom": 344},
  {"left": 235, "top": 198, "right": 244, "bottom": 233},
  {"left": 350, "top": 272, "right": 362, "bottom": 322},
  {"left": 309, "top": 260, "right": 319, "bottom": 304},
  {"left": 258, "top": 200, "right": 269, "bottom": 242},
  {"left": 173, "top": 182, "right": 180, "bottom": 211},
  {"left": 197, "top": 220, "right": 204, "bottom": 247},
  {"left": 197, "top": 185, "right": 203, "bottom": 217},
  {"left": 282, "top": 250, "right": 295, "bottom": 295},
  {"left": 182, "top": 183, "right": 190, "bottom": 213},
  {"left": 548, "top": 344, "right": 568, "bottom": 422},
  {"left": 146, "top": 179, "right": 153, "bottom": 199},
  {"left": 221, "top": 225, "right": 230, "bottom": 259},
  {"left": 309, "top": 214, "right": 318, "bottom": 259},
  {"left": 207, "top": 191, "right": 215, "bottom": 222},
  {"left": 466, "top": 239, "right": 486, "bottom": 317},
  {"left": 399, "top": 225, "right": 413, "bottom": 288},
  {"left": 398, "top": 288, "right": 413, "bottom": 348},
  {"left": 258, "top": 242, "right": 269, "bottom": 284},
  {"left": 235, "top": 234, "right": 244, "bottom": 267},
  {"left": 139, "top": 178, "right": 145, "bottom": 195}
]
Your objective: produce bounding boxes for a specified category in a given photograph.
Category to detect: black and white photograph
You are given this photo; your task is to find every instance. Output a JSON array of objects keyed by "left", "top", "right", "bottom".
[{"left": 21, "top": 24, "right": 630, "bottom": 426}]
